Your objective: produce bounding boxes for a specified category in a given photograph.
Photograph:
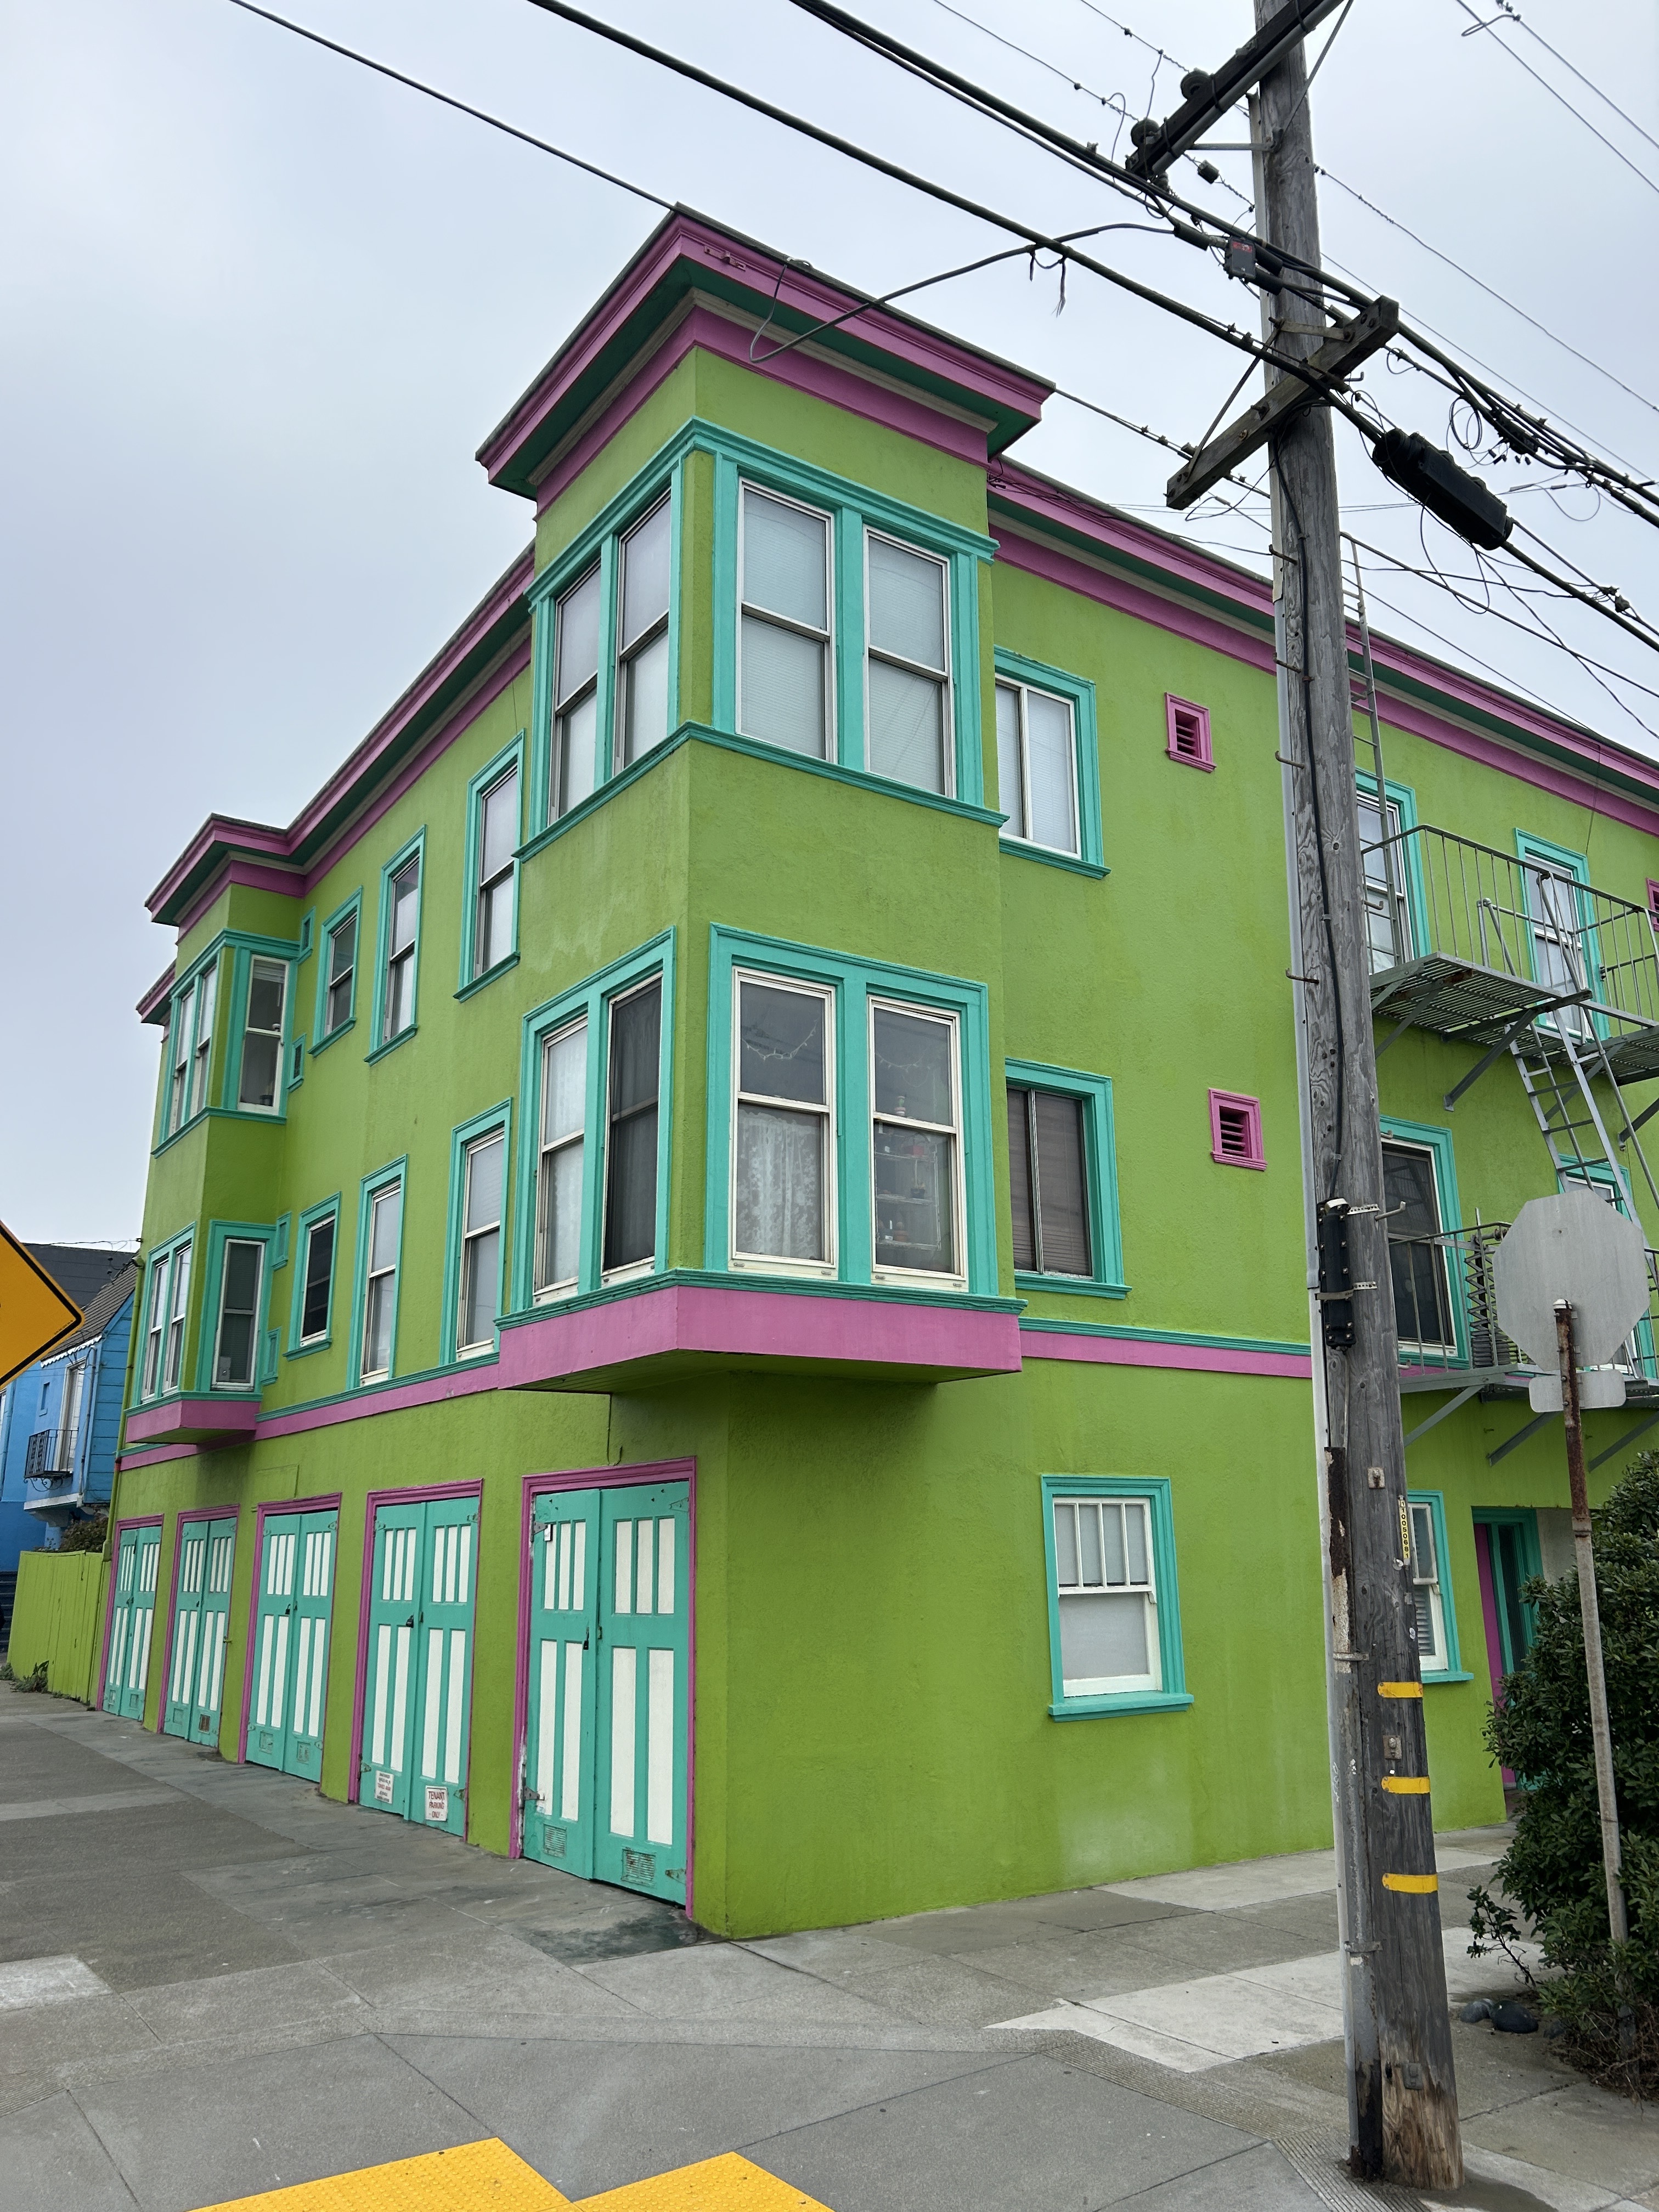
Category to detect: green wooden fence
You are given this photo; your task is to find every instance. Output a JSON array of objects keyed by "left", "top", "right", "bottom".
[{"left": 7, "top": 1551, "right": 108, "bottom": 1704}]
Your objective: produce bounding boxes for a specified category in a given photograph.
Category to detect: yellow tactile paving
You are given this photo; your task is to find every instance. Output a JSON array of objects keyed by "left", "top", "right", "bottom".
[
  {"left": 196, "top": 2137, "right": 572, "bottom": 2211},
  {"left": 572, "top": 2152, "right": 831, "bottom": 2210},
  {"left": 197, "top": 2142, "right": 832, "bottom": 2212}
]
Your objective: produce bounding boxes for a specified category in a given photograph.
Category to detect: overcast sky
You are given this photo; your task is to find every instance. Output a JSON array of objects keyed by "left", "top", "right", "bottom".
[{"left": 5, "top": 0, "right": 1657, "bottom": 1242}]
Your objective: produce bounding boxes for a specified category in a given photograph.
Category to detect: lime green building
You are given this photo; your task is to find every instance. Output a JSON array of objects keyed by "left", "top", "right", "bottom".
[{"left": 104, "top": 212, "right": 1659, "bottom": 1936}]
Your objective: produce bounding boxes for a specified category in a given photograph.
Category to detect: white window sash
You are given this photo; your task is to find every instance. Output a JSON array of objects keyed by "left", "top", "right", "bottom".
[
  {"left": 867, "top": 997, "right": 965, "bottom": 1286},
  {"left": 737, "top": 484, "right": 835, "bottom": 759},
  {"left": 729, "top": 970, "right": 837, "bottom": 1276},
  {"left": 1052, "top": 1496, "right": 1161, "bottom": 1696},
  {"left": 863, "top": 529, "right": 953, "bottom": 797},
  {"left": 535, "top": 1019, "right": 588, "bottom": 1300}
]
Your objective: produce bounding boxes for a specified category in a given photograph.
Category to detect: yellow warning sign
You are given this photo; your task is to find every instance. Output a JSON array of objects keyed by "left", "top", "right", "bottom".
[
  {"left": 195, "top": 2138, "right": 833, "bottom": 2211},
  {"left": 0, "top": 1221, "right": 81, "bottom": 1391}
]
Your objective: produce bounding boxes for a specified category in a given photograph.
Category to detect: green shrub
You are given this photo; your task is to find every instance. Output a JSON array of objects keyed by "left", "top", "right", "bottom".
[
  {"left": 1469, "top": 1452, "right": 1659, "bottom": 2096},
  {"left": 58, "top": 1515, "right": 108, "bottom": 1555}
]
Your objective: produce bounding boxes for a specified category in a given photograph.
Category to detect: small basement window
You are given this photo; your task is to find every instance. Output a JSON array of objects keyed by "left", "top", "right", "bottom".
[
  {"left": 1165, "top": 695, "right": 1213, "bottom": 771},
  {"left": 1209, "top": 1089, "right": 1264, "bottom": 1169}
]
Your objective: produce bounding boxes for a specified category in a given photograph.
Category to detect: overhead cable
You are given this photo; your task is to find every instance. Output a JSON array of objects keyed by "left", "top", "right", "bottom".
[{"left": 1452, "top": 0, "right": 1659, "bottom": 199}]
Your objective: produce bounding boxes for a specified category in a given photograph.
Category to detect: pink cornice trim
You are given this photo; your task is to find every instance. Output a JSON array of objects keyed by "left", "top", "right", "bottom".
[
  {"left": 497, "top": 1283, "right": 1025, "bottom": 1385},
  {"left": 1020, "top": 1329, "right": 1312, "bottom": 1380},
  {"left": 535, "top": 304, "right": 994, "bottom": 516},
  {"left": 124, "top": 1397, "right": 259, "bottom": 1447},
  {"left": 239, "top": 1492, "right": 343, "bottom": 1766},
  {"left": 348, "top": 1479, "right": 484, "bottom": 1813},
  {"left": 481, "top": 212, "right": 1049, "bottom": 488},
  {"left": 510, "top": 1458, "right": 697, "bottom": 1899},
  {"left": 256, "top": 1358, "right": 504, "bottom": 1442},
  {"left": 137, "top": 966, "right": 177, "bottom": 1024},
  {"left": 994, "top": 521, "right": 1276, "bottom": 676}
]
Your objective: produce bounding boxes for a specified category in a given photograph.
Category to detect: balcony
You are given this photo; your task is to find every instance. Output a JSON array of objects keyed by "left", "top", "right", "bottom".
[
  {"left": 23, "top": 1428, "right": 73, "bottom": 1479},
  {"left": 1392, "top": 1218, "right": 1659, "bottom": 1404},
  {"left": 1362, "top": 824, "right": 1659, "bottom": 1082}
]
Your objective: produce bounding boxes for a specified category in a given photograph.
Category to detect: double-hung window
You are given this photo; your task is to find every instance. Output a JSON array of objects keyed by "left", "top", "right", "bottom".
[
  {"left": 141, "top": 1242, "right": 190, "bottom": 1398},
  {"left": 457, "top": 1132, "right": 505, "bottom": 1356},
  {"left": 1051, "top": 1493, "right": 1161, "bottom": 1697},
  {"left": 321, "top": 910, "right": 357, "bottom": 1038},
  {"left": 472, "top": 767, "right": 518, "bottom": 978},
  {"left": 865, "top": 534, "right": 951, "bottom": 793},
  {"left": 732, "top": 974, "right": 834, "bottom": 1270},
  {"left": 1358, "top": 788, "right": 1412, "bottom": 973},
  {"left": 167, "top": 990, "right": 193, "bottom": 1133},
  {"left": 1382, "top": 1139, "right": 1457, "bottom": 1351},
  {"left": 298, "top": 1212, "right": 335, "bottom": 1346},
  {"left": 1008, "top": 1086, "right": 1091, "bottom": 1278},
  {"left": 535, "top": 1020, "right": 586, "bottom": 1299},
  {"left": 871, "top": 1001, "right": 962, "bottom": 1280},
  {"left": 1409, "top": 1499, "right": 1449, "bottom": 1670},
  {"left": 996, "top": 680, "right": 1079, "bottom": 857},
  {"left": 603, "top": 981, "right": 662, "bottom": 1277},
  {"left": 57, "top": 1362, "right": 86, "bottom": 1471},
  {"left": 360, "top": 1182, "right": 402, "bottom": 1381},
  {"left": 238, "top": 959, "right": 287, "bottom": 1110},
  {"left": 551, "top": 567, "right": 601, "bottom": 819},
  {"left": 616, "top": 499, "right": 672, "bottom": 770},
  {"left": 382, "top": 856, "right": 420, "bottom": 1043},
  {"left": 213, "top": 1240, "right": 264, "bottom": 1389},
  {"left": 739, "top": 487, "right": 832, "bottom": 759},
  {"left": 183, "top": 966, "right": 217, "bottom": 1122}
]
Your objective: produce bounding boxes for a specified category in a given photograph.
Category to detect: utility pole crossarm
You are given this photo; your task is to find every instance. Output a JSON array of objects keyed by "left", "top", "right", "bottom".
[
  {"left": 1166, "top": 296, "right": 1399, "bottom": 507},
  {"left": 1125, "top": 0, "right": 1350, "bottom": 177}
]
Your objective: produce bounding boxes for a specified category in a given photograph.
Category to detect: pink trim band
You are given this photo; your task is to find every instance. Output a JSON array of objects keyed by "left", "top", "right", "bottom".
[{"left": 1020, "top": 1329, "right": 1312, "bottom": 1380}]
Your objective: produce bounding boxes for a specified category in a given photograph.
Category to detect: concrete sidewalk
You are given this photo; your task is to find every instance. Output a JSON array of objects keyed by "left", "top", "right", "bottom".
[{"left": 0, "top": 1686, "right": 1653, "bottom": 2212}]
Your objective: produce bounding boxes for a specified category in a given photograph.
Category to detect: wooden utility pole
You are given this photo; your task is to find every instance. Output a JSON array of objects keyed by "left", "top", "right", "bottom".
[{"left": 1251, "top": 9, "right": 1464, "bottom": 2187}]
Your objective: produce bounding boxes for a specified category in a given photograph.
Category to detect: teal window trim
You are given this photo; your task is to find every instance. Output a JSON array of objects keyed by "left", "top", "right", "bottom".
[
  {"left": 441, "top": 1102, "right": 514, "bottom": 1362},
  {"left": 1378, "top": 1114, "right": 1469, "bottom": 1368},
  {"left": 1040, "top": 1475, "right": 1192, "bottom": 1719},
  {"left": 287, "top": 1195, "right": 342, "bottom": 1357},
  {"left": 458, "top": 732, "right": 526, "bottom": 992},
  {"left": 158, "top": 943, "right": 225, "bottom": 1143},
  {"left": 512, "top": 932, "right": 676, "bottom": 1311},
  {"left": 272, "top": 1214, "right": 291, "bottom": 1271},
  {"left": 1473, "top": 1507, "right": 1544, "bottom": 1674},
  {"left": 1555, "top": 1161, "right": 1656, "bottom": 1365},
  {"left": 528, "top": 467, "right": 683, "bottom": 831},
  {"left": 312, "top": 890, "right": 363, "bottom": 1054},
  {"left": 1356, "top": 772, "right": 1429, "bottom": 959},
  {"left": 347, "top": 1158, "right": 409, "bottom": 1390},
  {"left": 223, "top": 945, "right": 293, "bottom": 1122},
  {"left": 703, "top": 926, "right": 996, "bottom": 1295},
  {"left": 132, "top": 1229, "right": 193, "bottom": 1407},
  {"left": 1006, "top": 1058, "right": 1127, "bottom": 1301},
  {"left": 368, "top": 831, "right": 426, "bottom": 1061},
  {"left": 287, "top": 1035, "right": 305, "bottom": 1092},
  {"left": 992, "top": 649, "right": 1104, "bottom": 874},
  {"left": 1406, "top": 1488, "right": 1469, "bottom": 1681},
  {"left": 194, "top": 1219, "right": 279, "bottom": 1396},
  {"left": 1515, "top": 829, "right": 1601, "bottom": 1014},
  {"left": 298, "top": 909, "right": 314, "bottom": 963}
]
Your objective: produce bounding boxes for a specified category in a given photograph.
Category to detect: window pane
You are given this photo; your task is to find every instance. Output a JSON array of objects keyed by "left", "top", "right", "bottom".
[
  {"left": 1007, "top": 1087, "right": 1036, "bottom": 1272},
  {"left": 461, "top": 1226, "right": 500, "bottom": 1349},
  {"left": 1126, "top": 1501, "right": 1150, "bottom": 1584},
  {"left": 1033, "top": 1092, "right": 1091, "bottom": 1277},
  {"left": 480, "top": 771, "right": 518, "bottom": 881},
  {"left": 328, "top": 913, "right": 356, "bottom": 985},
  {"left": 740, "top": 983, "right": 825, "bottom": 1105},
  {"left": 867, "top": 537, "right": 945, "bottom": 670},
  {"left": 736, "top": 1104, "right": 825, "bottom": 1260},
  {"left": 465, "top": 1135, "right": 504, "bottom": 1235},
  {"left": 1078, "top": 1503, "right": 1103, "bottom": 1587},
  {"left": 364, "top": 1275, "right": 393, "bottom": 1375},
  {"left": 866, "top": 659, "right": 944, "bottom": 792},
  {"left": 542, "top": 1023, "right": 586, "bottom": 1147},
  {"left": 556, "top": 691, "right": 598, "bottom": 815},
  {"left": 556, "top": 566, "right": 601, "bottom": 704},
  {"left": 872, "top": 1007, "right": 952, "bottom": 1124},
  {"left": 996, "top": 684, "right": 1024, "bottom": 839},
  {"left": 740, "top": 614, "right": 826, "bottom": 757},
  {"left": 239, "top": 1032, "right": 281, "bottom": 1111},
  {"left": 370, "top": 1187, "right": 401, "bottom": 1274},
  {"left": 610, "top": 986, "right": 661, "bottom": 1118},
  {"left": 1410, "top": 1503, "right": 1437, "bottom": 1581},
  {"left": 540, "top": 1141, "right": 583, "bottom": 1290},
  {"left": 386, "top": 954, "right": 413, "bottom": 1039},
  {"left": 246, "top": 961, "right": 285, "bottom": 1035},
  {"left": 1383, "top": 1144, "right": 1438, "bottom": 1237},
  {"left": 390, "top": 862, "right": 419, "bottom": 953},
  {"left": 1053, "top": 1500, "right": 1079, "bottom": 1587},
  {"left": 873, "top": 1126, "right": 955, "bottom": 1272},
  {"left": 605, "top": 1105, "right": 658, "bottom": 1271},
  {"left": 1025, "top": 690, "right": 1077, "bottom": 854},
  {"left": 301, "top": 1218, "right": 334, "bottom": 1340},
  {"left": 744, "top": 488, "right": 828, "bottom": 628},
  {"left": 1059, "top": 1592, "right": 1151, "bottom": 1685},
  {"left": 217, "top": 1242, "right": 261, "bottom": 1386},
  {"left": 621, "top": 628, "right": 669, "bottom": 764},
  {"left": 620, "top": 500, "right": 672, "bottom": 650},
  {"left": 477, "top": 877, "right": 512, "bottom": 974}
]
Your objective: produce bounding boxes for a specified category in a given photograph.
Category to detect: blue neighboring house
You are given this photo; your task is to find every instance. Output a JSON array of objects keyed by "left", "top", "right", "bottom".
[{"left": 0, "top": 1246, "right": 138, "bottom": 1629}]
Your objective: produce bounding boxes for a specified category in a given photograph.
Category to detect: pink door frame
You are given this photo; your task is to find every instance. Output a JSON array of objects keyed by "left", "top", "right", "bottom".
[
  {"left": 511, "top": 1458, "right": 698, "bottom": 1914},
  {"left": 155, "top": 1503, "right": 239, "bottom": 1741},
  {"left": 236, "top": 1492, "right": 345, "bottom": 1762},
  {"left": 97, "top": 1513, "right": 165, "bottom": 1715},
  {"left": 347, "top": 1479, "right": 486, "bottom": 1822},
  {"left": 1471, "top": 1522, "right": 1516, "bottom": 1787}
]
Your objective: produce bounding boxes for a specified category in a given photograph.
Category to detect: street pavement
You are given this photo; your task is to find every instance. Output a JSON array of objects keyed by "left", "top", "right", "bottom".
[{"left": 1, "top": 1684, "right": 1654, "bottom": 2212}]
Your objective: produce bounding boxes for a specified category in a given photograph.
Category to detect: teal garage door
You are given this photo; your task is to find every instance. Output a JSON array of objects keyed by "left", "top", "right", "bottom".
[
  {"left": 522, "top": 1480, "right": 690, "bottom": 1903},
  {"left": 162, "top": 1517, "right": 236, "bottom": 1743},
  {"left": 247, "top": 1508, "right": 338, "bottom": 1778},
  {"left": 104, "top": 1525, "right": 161, "bottom": 1720},
  {"left": 358, "top": 1493, "right": 479, "bottom": 1838}
]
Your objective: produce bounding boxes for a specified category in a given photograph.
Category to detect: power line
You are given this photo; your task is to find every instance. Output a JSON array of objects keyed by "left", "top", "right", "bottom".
[
  {"left": 925, "top": 0, "right": 1130, "bottom": 118},
  {"left": 1479, "top": 3, "right": 1659, "bottom": 160},
  {"left": 1452, "top": 0, "right": 1659, "bottom": 200}
]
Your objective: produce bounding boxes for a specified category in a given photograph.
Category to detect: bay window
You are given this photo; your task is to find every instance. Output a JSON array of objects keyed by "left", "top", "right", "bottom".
[
  {"left": 739, "top": 487, "right": 832, "bottom": 759},
  {"left": 188, "top": 966, "right": 217, "bottom": 1121},
  {"left": 163, "top": 1243, "right": 191, "bottom": 1393},
  {"left": 213, "top": 1239, "right": 264, "bottom": 1389}
]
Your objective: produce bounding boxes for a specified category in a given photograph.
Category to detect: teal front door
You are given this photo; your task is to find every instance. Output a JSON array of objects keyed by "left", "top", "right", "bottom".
[
  {"left": 163, "top": 1517, "right": 237, "bottom": 1743},
  {"left": 247, "top": 1509, "right": 338, "bottom": 1777},
  {"left": 523, "top": 1481, "right": 690, "bottom": 1904},
  {"left": 358, "top": 1494, "right": 478, "bottom": 1837},
  {"left": 104, "top": 1526, "right": 161, "bottom": 1720}
]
